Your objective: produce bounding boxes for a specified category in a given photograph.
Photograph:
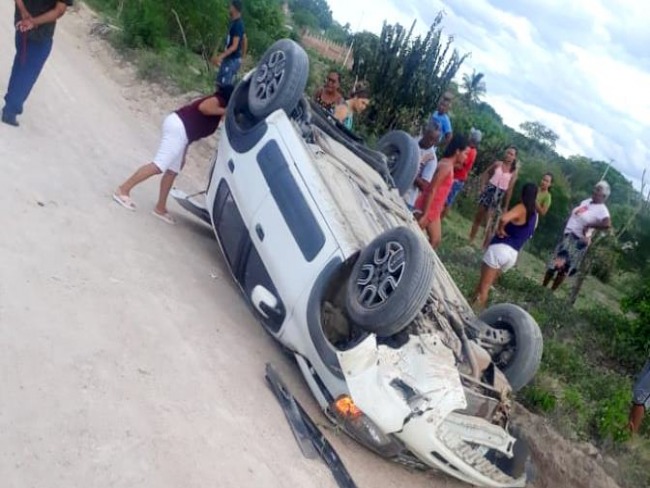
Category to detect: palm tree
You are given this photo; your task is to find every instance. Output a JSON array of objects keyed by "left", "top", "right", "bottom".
[{"left": 461, "top": 69, "right": 486, "bottom": 105}]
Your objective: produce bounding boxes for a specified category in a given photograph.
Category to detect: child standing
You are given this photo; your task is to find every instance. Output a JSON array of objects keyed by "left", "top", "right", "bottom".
[{"left": 113, "top": 85, "right": 234, "bottom": 224}]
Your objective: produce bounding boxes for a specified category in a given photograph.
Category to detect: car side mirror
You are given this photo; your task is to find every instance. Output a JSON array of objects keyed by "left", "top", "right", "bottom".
[{"left": 251, "top": 285, "right": 284, "bottom": 323}]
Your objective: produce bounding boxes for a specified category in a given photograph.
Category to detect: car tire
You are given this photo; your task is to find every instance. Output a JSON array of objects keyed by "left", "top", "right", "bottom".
[
  {"left": 248, "top": 39, "right": 309, "bottom": 119},
  {"left": 345, "top": 227, "right": 434, "bottom": 337},
  {"left": 376, "top": 131, "right": 420, "bottom": 196},
  {"left": 478, "top": 303, "right": 543, "bottom": 392}
]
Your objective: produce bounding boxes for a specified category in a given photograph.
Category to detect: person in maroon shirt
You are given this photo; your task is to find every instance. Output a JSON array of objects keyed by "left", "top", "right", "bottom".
[{"left": 113, "top": 85, "right": 233, "bottom": 224}]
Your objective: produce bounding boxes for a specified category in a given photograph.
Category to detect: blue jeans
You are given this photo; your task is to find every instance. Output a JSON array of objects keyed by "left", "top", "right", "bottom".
[
  {"left": 633, "top": 360, "right": 650, "bottom": 408},
  {"left": 3, "top": 32, "right": 53, "bottom": 117},
  {"left": 215, "top": 57, "right": 241, "bottom": 88},
  {"left": 446, "top": 179, "right": 466, "bottom": 206}
]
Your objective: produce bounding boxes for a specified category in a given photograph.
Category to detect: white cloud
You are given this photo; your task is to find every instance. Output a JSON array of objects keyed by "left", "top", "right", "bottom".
[{"left": 561, "top": 43, "right": 650, "bottom": 127}]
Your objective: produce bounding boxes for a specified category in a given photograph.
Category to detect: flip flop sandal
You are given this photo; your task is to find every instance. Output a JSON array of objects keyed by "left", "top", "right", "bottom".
[
  {"left": 113, "top": 193, "right": 136, "bottom": 211},
  {"left": 151, "top": 210, "right": 176, "bottom": 225}
]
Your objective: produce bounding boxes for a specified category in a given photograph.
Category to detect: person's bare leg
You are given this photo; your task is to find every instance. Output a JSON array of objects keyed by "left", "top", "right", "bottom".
[
  {"left": 426, "top": 219, "right": 442, "bottom": 249},
  {"left": 482, "top": 208, "right": 495, "bottom": 246},
  {"left": 472, "top": 263, "right": 500, "bottom": 311},
  {"left": 441, "top": 204, "right": 450, "bottom": 220},
  {"left": 628, "top": 404, "right": 645, "bottom": 434},
  {"left": 551, "top": 271, "right": 567, "bottom": 291},
  {"left": 469, "top": 206, "right": 486, "bottom": 244},
  {"left": 154, "top": 170, "right": 178, "bottom": 215},
  {"left": 117, "top": 163, "right": 161, "bottom": 196}
]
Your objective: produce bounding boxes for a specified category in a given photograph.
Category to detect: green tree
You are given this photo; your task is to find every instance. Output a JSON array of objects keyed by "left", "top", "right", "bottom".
[
  {"left": 461, "top": 69, "right": 486, "bottom": 105},
  {"left": 353, "top": 13, "right": 468, "bottom": 134},
  {"left": 519, "top": 120, "right": 559, "bottom": 151},
  {"left": 243, "top": 0, "right": 290, "bottom": 56},
  {"left": 288, "top": 0, "right": 333, "bottom": 30},
  {"left": 351, "top": 30, "right": 379, "bottom": 78}
]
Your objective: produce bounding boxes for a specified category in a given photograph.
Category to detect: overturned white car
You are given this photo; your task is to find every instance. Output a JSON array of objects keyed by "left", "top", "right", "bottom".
[{"left": 175, "top": 39, "right": 543, "bottom": 487}]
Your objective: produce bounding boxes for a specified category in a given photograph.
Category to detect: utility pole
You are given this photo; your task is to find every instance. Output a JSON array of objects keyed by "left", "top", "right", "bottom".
[
  {"left": 601, "top": 158, "right": 613, "bottom": 181},
  {"left": 342, "top": 9, "right": 364, "bottom": 69}
]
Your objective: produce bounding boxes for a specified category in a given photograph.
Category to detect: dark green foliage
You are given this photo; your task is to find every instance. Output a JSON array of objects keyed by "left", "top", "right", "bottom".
[
  {"left": 521, "top": 385, "right": 557, "bottom": 413},
  {"left": 243, "top": 0, "right": 290, "bottom": 56},
  {"left": 90, "top": 0, "right": 287, "bottom": 62},
  {"left": 461, "top": 69, "right": 486, "bottom": 105},
  {"left": 288, "top": 0, "right": 333, "bottom": 30},
  {"left": 121, "top": 0, "right": 170, "bottom": 50},
  {"left": 619, "top": 280, "right": 650, "bottom": 361},
  {"left": 352, "top": 14, "right": 468, "bottom": 134}
]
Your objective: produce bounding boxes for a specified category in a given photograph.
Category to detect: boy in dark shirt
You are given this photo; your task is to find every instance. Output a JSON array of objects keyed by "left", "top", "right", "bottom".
[
  {"left": 2, "top": 0, "right": 73, "bottom": 126},
  {"left": 113, "top": 85, "right": 234, "bottom": 225},
  {"left": 211, "top": 0, "right": 245, "bottom": 88}
]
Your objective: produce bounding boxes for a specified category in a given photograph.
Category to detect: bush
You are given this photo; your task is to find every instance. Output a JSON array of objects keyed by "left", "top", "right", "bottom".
[
  {"left": 592, "top": 376, "right": 632, "bottom": 443},
  {"left": 121, "top": 0, "right": 169, "bottom": 50},
  {"left": 581, "top": 304, "right": 643, "bottom": 372},
  {"left": 521, "top": 384, "right": 557, "bottom": 413}
]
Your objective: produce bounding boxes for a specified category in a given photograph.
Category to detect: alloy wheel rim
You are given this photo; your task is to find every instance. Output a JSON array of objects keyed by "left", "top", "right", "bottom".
[
  {"left": 253, "top": 50, "right": 287, "bottom": 103},
  {"left": 355, "top": 240, "right": 406, "bottom": 308}
]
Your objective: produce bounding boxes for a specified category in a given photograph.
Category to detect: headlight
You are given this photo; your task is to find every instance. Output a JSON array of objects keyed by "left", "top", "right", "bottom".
[{"left": 331, "top": 395, "right": 404, "bottom": 458}]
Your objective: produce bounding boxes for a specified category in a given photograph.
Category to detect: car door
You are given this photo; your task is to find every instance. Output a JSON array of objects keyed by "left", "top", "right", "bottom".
[
  {"left": 209, "top": 136, "right": 269, "bottom": 230},
  {"left": 249, "top": 137, "right": 339, "bottom": 312},
  {"left": 212, "top": 179, "right": 286, "bottom": 333}
]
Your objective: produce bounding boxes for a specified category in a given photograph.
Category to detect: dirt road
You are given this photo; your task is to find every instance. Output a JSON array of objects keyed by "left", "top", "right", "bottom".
[{"left": 0, "top": 3, "right": 623, "bottom": 488}]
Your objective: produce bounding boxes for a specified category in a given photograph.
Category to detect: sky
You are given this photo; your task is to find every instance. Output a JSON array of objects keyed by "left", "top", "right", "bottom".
[{"left": 326, "top": 0, "right": 650, "bottom": 189}]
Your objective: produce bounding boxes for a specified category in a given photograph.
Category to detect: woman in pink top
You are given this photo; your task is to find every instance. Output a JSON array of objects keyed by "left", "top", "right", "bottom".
[
  {"left": 415, "top": 134, "right": 469, "bottom": 249},
  {"left": 468, "top": 145, "right": 519, "bottom": 245}
]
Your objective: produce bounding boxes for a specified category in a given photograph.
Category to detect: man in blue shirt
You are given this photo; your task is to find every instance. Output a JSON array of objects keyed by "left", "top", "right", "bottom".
[
  {"left": 429, "top": 91, "right": 453, "bottom": 147},
  {"left": 212, "top": 0, "right": 246, "bottom": 88}
]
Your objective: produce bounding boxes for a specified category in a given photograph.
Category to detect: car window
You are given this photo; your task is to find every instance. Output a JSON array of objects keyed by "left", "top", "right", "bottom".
[
  {"left": 214, "top": 180, "right": 248, "bottom": 269},
  {"left": 257, "top": 140, "right": 325, "bottom": 262}
]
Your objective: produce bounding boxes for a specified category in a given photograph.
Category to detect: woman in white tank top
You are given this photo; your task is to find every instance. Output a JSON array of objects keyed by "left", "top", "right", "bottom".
[{"left": 468, "top": 146, "right": 519, "bottom": 246}]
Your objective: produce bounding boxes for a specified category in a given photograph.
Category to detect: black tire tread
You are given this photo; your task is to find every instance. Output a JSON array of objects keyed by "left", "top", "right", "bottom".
[
  {"left": 377, "top": 131, "right": 420, "bottom": 196},
  {"left": 478, "top": 303, "right": 543, "bottom": 392}
]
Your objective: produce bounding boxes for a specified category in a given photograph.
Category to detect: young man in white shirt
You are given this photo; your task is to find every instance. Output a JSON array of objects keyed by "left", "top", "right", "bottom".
[
  {"left": 542, "top": 180, "right": 612, "bottom": 291},
  {"left": 404, "top": 120, "right": 441, "bottom": 212}
]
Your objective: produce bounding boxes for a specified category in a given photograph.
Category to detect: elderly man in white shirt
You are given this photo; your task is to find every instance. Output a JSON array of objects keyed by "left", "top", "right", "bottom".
[{"left": 542, "top": 180, "right": 612, "bottom": 291}]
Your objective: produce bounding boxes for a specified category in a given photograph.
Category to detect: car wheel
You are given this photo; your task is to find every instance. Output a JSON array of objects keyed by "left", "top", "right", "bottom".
[
  {"left": 345, "top": 227, "right": 434, "bottom": 337},
  {"left": 248, "top": 39, "right": 309, "bottom": 119},
  {"left": 478, "top": 303, "right": 543, "bottom": 392},
  {"left": 376, "top": 131, "right": 419, "bottom": 196}
]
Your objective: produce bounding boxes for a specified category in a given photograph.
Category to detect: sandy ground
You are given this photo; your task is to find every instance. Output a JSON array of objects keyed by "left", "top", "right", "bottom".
[{"left": 0, "top": 3, "right": 623, "bottom": 488}]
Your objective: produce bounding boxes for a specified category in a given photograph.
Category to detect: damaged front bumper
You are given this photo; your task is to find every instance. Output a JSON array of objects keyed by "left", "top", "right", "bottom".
[{"left": 336, "top": 332, "right": 529, "bottom": 488}]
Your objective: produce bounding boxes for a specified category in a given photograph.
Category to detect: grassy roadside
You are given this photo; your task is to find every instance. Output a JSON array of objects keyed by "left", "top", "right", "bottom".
[
  {"left": 83, "top": 0, "right": 222, "bottom": 94},
  {"left": 82, "top": 0, "right": 337, "bottom": 98}
]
